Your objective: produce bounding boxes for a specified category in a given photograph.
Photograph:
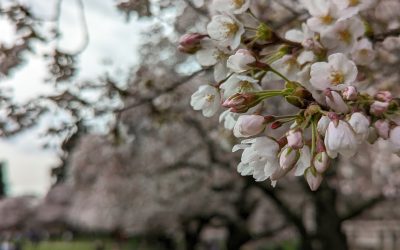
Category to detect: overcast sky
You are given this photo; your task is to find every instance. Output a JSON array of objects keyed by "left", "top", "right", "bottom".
[{"left": 0, "top": 0, "right": 141, "bottom": 196}]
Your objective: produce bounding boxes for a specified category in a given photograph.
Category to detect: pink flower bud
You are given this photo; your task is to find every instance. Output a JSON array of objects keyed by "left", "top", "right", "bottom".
[
  {"left": 178, "top": 33, "right": 207, "bottom": 54},
  {"left": 305, "top": 168, "right": 323, "bottom": 191},
  {"left": 325, "top": 90, "right": 349, "bottom": 114},
  {"left": 313, "top": 152, "right": 329, "bottom": 173},
  {"left": 279, "top": 147, "right": 300, "bottom": 170},
  {"left": 287, "top": 129, "right": 304, "bottom": 149},
  {"left": 342, "top": 86, "right": 358, "bottom": 101},
  {"left": 233, "top": 115, "right": 266, "bottom": 138},
  {"left": 222, "top": 93, "right": 258, "bottom": 113},
  {"left": 375, "top": 90, "right": 392, "bottom": 102},
  {"left": 370, "top": 101, "right": 389, "bottom": 116},
  {"left": 374, "top": 119, "right": 390, "bottom": 139},
  {"left": 271, "top": 121, "right": 282, "bottom": 129}
]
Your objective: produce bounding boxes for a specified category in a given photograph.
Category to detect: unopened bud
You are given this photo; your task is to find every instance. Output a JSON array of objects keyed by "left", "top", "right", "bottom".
[
  {"left": 178, "top": 33, "right": 207, "bottom": 54},
  {"left": 271, "top": 121, "right": 282, "bottom": 129},
  {"left": 327, "top": 112, "right": 340, "bottom": 127},
  {"left": 223, "top": 93, "right": 259, "bottom": 113},
  {"left": 233, "top": 115, "right": 266, "bottom": 138},
  {"left": 305, "top": 168, "right": 323, "bottom": 191},
  {"left": 325, "top": 90, "right": 349, "bottom": 114},
  {"left": 370, "top": 101, "right": 389, "bottom": 116},
  {"left": 375, "top": 90, "right": 392, "bottom": 102},
  {"left": 342, "top": 86, "right": 358, "bottom": 101},
  {"left": 279, "top": 147, "right": 300, "bottom": 170},
  {"left": 317, "top": 116, "right": 330, "bottom": 135},
  {"left": 287, "top": 129, "right": 304, "bottom": 149},
  {"left": 313, "top": 152, "right": 329, "bottom": 173},
  {"left": 374, "top": 119, "right": 390, "bottom": 139}
]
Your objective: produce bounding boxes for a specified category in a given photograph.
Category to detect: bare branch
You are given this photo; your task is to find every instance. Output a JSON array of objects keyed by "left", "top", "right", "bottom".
[{"left": 340, "top": 195, "right": 385, "bottom": 222}]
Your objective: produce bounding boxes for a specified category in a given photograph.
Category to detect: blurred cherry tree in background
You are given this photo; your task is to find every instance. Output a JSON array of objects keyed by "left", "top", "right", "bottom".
[{"left": 0, "top": 0, "right": 400, "bottom": 250}]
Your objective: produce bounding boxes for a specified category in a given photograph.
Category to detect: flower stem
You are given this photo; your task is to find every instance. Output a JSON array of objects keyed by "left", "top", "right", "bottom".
[
  {"left": 311, "top": 119, "right": 317, "bottom": 157},
  {"left": 269, "top": 66, "right": 291, "bottom": 82}
]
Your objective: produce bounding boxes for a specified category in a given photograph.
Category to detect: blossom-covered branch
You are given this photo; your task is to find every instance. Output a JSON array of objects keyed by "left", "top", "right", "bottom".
[{"left": 180, "top": 0, "right": 400, "bottom": 191}]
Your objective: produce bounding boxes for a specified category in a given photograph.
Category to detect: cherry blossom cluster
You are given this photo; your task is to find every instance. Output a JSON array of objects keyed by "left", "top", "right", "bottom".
[{"left": 179, "top": 0, "right": 400, "bottom": 190}]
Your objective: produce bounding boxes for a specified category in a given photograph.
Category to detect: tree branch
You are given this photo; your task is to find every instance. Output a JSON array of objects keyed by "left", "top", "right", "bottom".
[
  {"left": 340, "top": 194, "right": 385, "bottom": 222},
  {"left": 117, "top": 69, "right": 206, "bottom": 113},
  {"left": 372, "top": 28, "right": 400, "bottom": 42},
  {"left": 250, "top": 180, "right": 309, "bottom": 241}
]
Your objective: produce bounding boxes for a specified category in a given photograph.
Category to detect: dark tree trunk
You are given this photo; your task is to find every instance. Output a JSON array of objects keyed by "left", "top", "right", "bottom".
[
  {"left": 226, "top": 222, "right": 252, "bottom": 250},
  {"left": 312, "top": 182, "right": 348, "bottom": 250}
]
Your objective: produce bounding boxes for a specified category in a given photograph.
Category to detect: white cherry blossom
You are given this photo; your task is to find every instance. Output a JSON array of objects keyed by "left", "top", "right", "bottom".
[
  {"left": 294, "top": 146, "right": 311, "bottom": 176},
  {"left": 351, "top": 38, "right": 375, "bottom": 65},
  {"left": 196, "top": 41, "right": 230, "bottom": 82},
  {"left": 348, "top": 112, "right": 370, "bottom": 141},
  {"left": 320, "top": 17, "right": 365, "bottom": 54},
  {"left": 266, "top": 52, "right": 316, "bottom": 82},
  {"left": 207, "top": 14, "right": 245, "bottom": 50},
  {"left": 190, "top": 85, "right": 221, "bottom": 117},
  {"left": 310, "top": 53, "right": 358, "bottom": 90},
  {"left": 302, "top": 0, "right": 341, "bottom": 33},
  {"left": 317, "top": 116, "right": 331, "bottom": 135},
  {"left": 220, "top": 75, "right": 261, "bottom": 99},
  {"left": 233, "top": 137, "right": 280, "bottom": 182},
  {"left": 325, "top": 90, "right": 349, "bottom": 113},
  {"left": 324, "top": 119, "right": 358, "bottom": 158},
  {"left": 226, "top": 49, "right": 256, "bottom": 73},
  {"left": 389, "top": 126, "right": 400, "bottom": 156},
  {"left": 211, "top": 0, "right": 251, "bottom": 14},
  {"left": 285, "top": 23, "right": 318, "bottom": 49},
  {"left": 335, "top": 0, "right": 376, "bottom": 19},
  {"left": 219, "top": 110, "right": 240, "bottom": 130}
]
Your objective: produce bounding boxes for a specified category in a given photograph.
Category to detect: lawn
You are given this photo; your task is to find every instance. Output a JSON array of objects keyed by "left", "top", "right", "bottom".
[
  {"left": 24, "top": 240, "right": 138, "bottom": 250},
  {"left": 25, "top": 241, "right": 95, "bottom": 250}
]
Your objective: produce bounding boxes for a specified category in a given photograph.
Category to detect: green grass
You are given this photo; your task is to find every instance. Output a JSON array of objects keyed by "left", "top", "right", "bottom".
[
  {"left": 25, "top": 241, "right": 92, "bottom": 250},
  {"left": 24, "top": 240, "right": 139, "bottom": 250}
]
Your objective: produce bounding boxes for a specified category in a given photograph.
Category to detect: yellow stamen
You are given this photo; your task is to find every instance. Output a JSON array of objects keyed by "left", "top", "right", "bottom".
[
  {"left": 339, "top": 30, "right": 352, "bottom": 44},
  {"left": 205, "top": 94, "right": 215, "bottom": 102},
  {"left": 320, "top": 15, "right": 333, "bottom": 24},
  {"left": 239, "top": 81, "right": 253, "bottom": 92},
  {"left": 233, "top": 0, "right": 245, "bottom": 8},
  {"left": 224, "top": 22, "right": 239, "bottom": 37},
  {"left": 330, "top": 71, "right": 344, "bottom": 85},
  {"left": 349, "top": 0, "right": 359, "bottom": 7}
]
